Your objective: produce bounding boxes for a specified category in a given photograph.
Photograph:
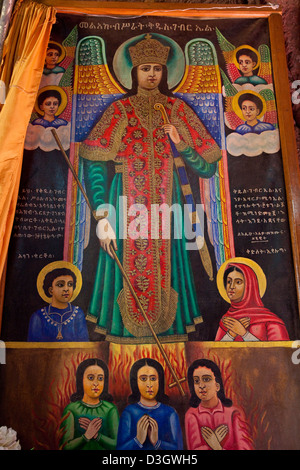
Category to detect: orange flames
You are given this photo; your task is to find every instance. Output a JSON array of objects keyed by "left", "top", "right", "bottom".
[
  {"left": 32, "top": 351, "right": 94, "bottom": 450},
  {"left": 108, "top": 342, "right": 188, "bottom": 402},
  {"left": 30, "top": 344, "right": 271, "bottom": 450}
]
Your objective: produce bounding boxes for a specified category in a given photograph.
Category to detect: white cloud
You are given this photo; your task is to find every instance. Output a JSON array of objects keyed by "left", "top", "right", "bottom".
[
  {"left": 226, "top": 129, "right": 280, "bottom": 157},
  {"left": 24, "top": 122, "right": 71, "bottom": 152}
]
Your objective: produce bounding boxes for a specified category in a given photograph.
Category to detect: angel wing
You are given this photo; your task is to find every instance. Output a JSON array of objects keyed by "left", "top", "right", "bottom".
[
  {"left": 174, "top": 38, "right": 235, "bottom": 271},
  {"left": 220, "top": 69, "right": 244, "bottom": 130},
  {"left": 57, "top": 26, "right": 78, "bottom": 122},
  {"left": 257, "top": 44, "right": 273, "bottom": 85},
  {"left": 215, "top": 28, "right": 241, "bottom": 85},
  {"left": 64, "top": 35, "right": 124, "bottom": 270},
  {"left": 259, "top": 88, "right": 278, "bottom": 128}
]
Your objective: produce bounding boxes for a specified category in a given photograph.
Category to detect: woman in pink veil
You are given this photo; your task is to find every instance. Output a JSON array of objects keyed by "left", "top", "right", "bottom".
[{"left": 215, "top": 260, "right": 290, "bottom": 342}]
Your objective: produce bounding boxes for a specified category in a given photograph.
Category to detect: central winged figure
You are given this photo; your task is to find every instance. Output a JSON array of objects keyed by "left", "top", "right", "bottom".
[{"left": 66, "top": 33, "right": 234, "bottom": 343}]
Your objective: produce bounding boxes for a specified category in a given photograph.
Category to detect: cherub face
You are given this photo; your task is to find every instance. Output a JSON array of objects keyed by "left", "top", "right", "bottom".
[
  {"left": 226, "top": 269, "right": 245, "bottom": 303},
  {"left": 40, "top": 96, "right": 60, "bottom": 119},
  {"left": 137, "top": 63, "right": 163, "bottom": 91},
  {"left": 83, "top": 365, "right": 105, "bottom": 402},
  {"left": 238, "top": 54, "right": 256, "bottom": 76},
  {"left": 45, "top": 48, "right": 60, "bottom": 68},
  {"left": 241, "top": 100, "right": 260, "bottom": 124},
  {"left": 137, "top": 365, "right": 159, "bottom": 402}
]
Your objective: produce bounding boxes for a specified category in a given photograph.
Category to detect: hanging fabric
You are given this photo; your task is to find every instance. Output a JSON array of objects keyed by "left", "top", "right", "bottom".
[{"left": 0, "top": 0, "right": 56, "bottom": 285}]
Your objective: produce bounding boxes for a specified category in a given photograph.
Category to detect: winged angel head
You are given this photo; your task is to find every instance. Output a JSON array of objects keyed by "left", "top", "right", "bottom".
[{"left": 215, "top": 28, "right": 280, "bottom": 157}]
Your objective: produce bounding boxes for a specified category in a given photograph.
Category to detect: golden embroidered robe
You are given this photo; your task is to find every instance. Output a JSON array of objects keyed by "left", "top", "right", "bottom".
[{"left": 80, "top": 87, "right": 221, "bottom": 343}]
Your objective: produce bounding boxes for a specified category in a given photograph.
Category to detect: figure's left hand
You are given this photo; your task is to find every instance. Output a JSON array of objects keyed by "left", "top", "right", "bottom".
[
  {"left": 201, "top": 426, "right": 223, "bottom": 450},
  {"left": 147, "top": 416, "right": 159, "bottom": 446},
  {"left": 239, "top": 317, "right": 251, "bottom": 329},
  {"left": 215, "top": 424, "right": 229, "bottom": 444},
  {"left": 162, "top": 124, "right": 180, "bottom": 144},
  {"left": 79, "top": 417, "right": 90, "bottom": 430}
]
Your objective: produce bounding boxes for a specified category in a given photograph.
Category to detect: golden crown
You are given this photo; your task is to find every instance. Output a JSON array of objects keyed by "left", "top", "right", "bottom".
[{"left": 129, "top": 34, "right": 170, "bottom": 67}]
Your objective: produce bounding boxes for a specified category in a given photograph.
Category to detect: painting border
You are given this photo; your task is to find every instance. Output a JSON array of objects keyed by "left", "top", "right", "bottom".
[{"left": 0, "top": 2, "right": 299, "bottom": 334}]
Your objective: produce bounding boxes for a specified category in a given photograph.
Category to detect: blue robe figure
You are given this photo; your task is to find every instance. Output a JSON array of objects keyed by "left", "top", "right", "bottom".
[
  {"left": 117, "top": 358, "right": 183, "bottom": 451},
  {"left": 117, "top": 401, "right": 183, "bottom": 450},
  {"left": 27, "top": 304, "right": 89, "bottom": 342},
  {"left": 31, "top": 117, "right": 68, "bottom": 129},
  {"left": 27, "top": 262, "right": 89, "bottom": 342},
  {"left": 235, "top": 121, "right": 275, "bottom": 135}
]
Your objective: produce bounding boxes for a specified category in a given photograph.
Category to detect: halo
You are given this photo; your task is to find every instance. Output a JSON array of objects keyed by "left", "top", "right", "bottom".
[
  {"left": 36, "top": 261, "right": 82, "bottom": 304},
  {"left": 233, "top": 45, "right": 261, "bottom": 71},
  {"left": 216, "top": 257, "right": 267, "bottom": 303},
  {"left": 35, "top": 86, "right": 68, "bottom": 116},
  {"left": 46, "top": 41, "right": 66, "bottom": 63},
  {"left": 232, "top": 90, "right": 267, "bottom": 121},
  {"left": 112, "top": 33, "right": 185, "bottom": 90}
]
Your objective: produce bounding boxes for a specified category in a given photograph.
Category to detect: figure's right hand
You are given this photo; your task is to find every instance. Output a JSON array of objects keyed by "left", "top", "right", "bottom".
[
  {"left": 136, "top": 415, "right": 149, "bottom": 445},
  {"left": 223, "top": 317, "right": 247, "bottom": 337},
  {"left": 96, "top": 218, "right": 118, "bottom": 258},
  {"left": 83, "top": 417, "right": 102, "bottom": 440},
  {"left": 215, "top": 424, "right": 228, "bottom": 444}
]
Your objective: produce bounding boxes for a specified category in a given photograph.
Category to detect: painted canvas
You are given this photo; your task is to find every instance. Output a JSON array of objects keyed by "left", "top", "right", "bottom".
[{"left": 0, "top": 6, "right": 299, "bottom": 452}]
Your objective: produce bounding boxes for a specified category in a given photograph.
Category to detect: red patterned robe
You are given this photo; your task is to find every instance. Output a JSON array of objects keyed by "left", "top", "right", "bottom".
[{"left": 80, "top": 87, "right": 221, "bottom": 342}]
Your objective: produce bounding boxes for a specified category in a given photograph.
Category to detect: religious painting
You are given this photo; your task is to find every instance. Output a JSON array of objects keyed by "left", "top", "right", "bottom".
[{"left": 0, "top": 4, "right": 299, "bottom": 451}]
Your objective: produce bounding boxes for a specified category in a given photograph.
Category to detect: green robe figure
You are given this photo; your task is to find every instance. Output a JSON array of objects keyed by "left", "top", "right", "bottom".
[{"left": 60, "top": 359, "right": 119, "bottom": 450}]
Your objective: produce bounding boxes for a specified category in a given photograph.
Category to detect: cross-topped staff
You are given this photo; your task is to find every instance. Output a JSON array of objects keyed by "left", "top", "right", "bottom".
[{"left": 51, "top": 128, "right": 186, "bottom": 396}]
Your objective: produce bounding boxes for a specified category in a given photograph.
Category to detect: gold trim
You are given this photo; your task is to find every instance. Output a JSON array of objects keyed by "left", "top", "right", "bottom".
[
  {"left": 104, "top": 333, "right": 189, "bottom": 344},
  {"left": 181, "top": 184, "right": 192, "bottom": 196},
  {"left": 115, "top": 164, "right": 123, "bottom": 173},
  {"left": 5, "top": 342, "right": 99, "bottom": 349},
  {"left": 94, "top": 325, "right": 109, "bottom": 336},
  {"left": 175, "top": 140, "right": 189, "bottom": 153},
  {"left": 201, "top": 142, "right": 223, "bottom": 164},
  {"left": 4, "top": 340, "right": 296, "bottom": 349},
  {"left": 117, "top": 287, "right": 178, "bottom": 337},
  {"left": 86, "top": 314, "right": 97, "bottom": 323}
]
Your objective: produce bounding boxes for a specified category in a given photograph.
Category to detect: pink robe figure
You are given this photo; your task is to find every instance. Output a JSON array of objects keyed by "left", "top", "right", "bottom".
[
  {"left": 185, "top": 399, "right": 253, "bottom": 450},
  {"left": 215, "top": 262, "right": 290, "bottom": 342}
]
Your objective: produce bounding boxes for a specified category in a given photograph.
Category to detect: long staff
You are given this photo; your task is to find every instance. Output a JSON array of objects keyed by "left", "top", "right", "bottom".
[
  {"left": 51, "top": 129, "right": 186, "bottom": 396},
  {"left": 154, "top": 102, "right": 214, "bottom": 281}
]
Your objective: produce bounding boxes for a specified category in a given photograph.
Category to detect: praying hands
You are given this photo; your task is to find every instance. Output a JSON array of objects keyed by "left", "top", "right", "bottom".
[
  {"left": 201, "top": 425, "right": 229, "bottom": 450},
  {"left": 136, "top": 414, "right": 159, "bottom": 447}
]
